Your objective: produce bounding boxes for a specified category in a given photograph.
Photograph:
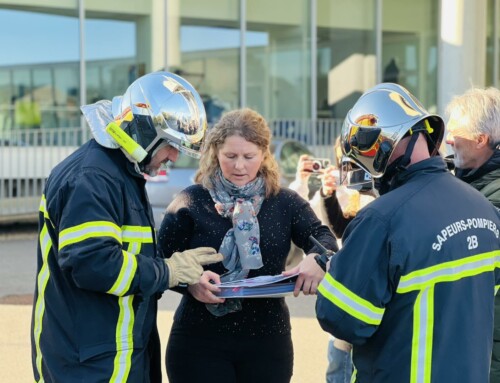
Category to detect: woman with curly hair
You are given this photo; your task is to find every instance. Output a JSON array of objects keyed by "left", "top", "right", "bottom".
[{"left": 158, "top": 107, "right": 337, "bottom": 383}]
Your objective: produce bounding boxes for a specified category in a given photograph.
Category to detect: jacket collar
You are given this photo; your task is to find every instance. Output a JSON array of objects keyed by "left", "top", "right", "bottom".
[
  {"left": 455, "top": 149, "right": 500, "bottom": 184},
  {"left": 389, "top": 156, "right": 448, "bottom": 191}
]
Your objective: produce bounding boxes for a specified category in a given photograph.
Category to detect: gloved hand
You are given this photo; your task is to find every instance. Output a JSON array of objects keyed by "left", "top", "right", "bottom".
[{"left": 165, "top": 247, "right": 223, "bottom": 288}]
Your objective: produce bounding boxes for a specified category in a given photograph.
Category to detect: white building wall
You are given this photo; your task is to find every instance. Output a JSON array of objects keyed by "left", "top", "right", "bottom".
[{"left": 438, "top": 0, "right": 487, "bottom": 116}]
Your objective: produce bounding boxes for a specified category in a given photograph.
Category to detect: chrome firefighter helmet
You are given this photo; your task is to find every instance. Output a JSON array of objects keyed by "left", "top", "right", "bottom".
[
  {"left": 341, "top": 83, "right": 444, "bottom": 178},
  {"left": 111, "top": 71, "right": 207, "bottom": 161}
]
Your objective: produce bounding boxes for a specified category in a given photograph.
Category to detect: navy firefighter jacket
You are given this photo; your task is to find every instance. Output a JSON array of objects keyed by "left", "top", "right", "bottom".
[
  {"left": 31, "top": 139, "right": 169, "bottom": 383},
  {"left": 316, "top": 156, "right": 500, "bottom": 383}
]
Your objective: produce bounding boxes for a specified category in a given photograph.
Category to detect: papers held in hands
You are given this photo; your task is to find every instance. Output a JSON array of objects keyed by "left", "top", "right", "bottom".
[{"left": 214, "top": 272, "right": 299, "bottom": 298}]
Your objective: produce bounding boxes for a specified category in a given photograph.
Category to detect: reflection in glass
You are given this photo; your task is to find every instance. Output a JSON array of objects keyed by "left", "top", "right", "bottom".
[
  {"left": 247, "top": 0, "right": 311, "bottom": 119},
  {"left": 486, "top": 0, "right": 498, "bottom": 86},
  {"left": 0, "top": 8, "right": 80, "bottom": 132},
  {"left": 0, "top": 6, "right": 142, "bottom": 132},
  {"left": 317, "top": 0, "right": 376, "bottom": 119},
  {"left": 176, "top": 2, "right": 240, "bottom": 124},
  {"left": 382, "top": 0, "right": 438, "bottom": 112},
  {"left": 85, "top": 18, "right": 140, "bottom": 103}
]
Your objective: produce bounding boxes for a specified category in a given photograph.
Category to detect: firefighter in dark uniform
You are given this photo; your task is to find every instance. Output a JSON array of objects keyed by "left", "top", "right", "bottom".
[
  {"left": 316, "top": 83, "right": 500, "bottom": 382},
  {"left": 31, "top": 72, "right": 223, "bottom": 383}
]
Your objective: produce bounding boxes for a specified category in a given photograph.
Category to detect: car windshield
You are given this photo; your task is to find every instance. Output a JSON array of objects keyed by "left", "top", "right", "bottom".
[{"left": 170, "top": 153, "right": 199, "bottom": 169}]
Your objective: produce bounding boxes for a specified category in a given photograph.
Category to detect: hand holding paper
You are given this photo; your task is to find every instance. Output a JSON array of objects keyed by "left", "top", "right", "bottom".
[
  {"left": 283, "top": 253, "right": 326, "bottom": 297},
  {"left": 188, "top": 270, "right": 226, "bottom": 304},
  {"left": 214, "top": 272, "right": 299, "bottom": 298}
]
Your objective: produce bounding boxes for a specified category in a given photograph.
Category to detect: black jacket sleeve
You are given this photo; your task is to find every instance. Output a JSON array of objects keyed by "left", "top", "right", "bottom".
[
  {"left": 288, "top": 190, "right": 339, "bottom": 254},
  {"left": 323, "top": 191, "right": 352, "bottom": 238},
  {"left": 316, "top": 208, "right": 393, "bottom": 344}
]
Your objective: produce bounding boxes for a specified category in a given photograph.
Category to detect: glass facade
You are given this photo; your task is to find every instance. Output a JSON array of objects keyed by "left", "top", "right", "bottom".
[
  {"left": 85, "top": 18, "right": 141, "bottom": 103},
  {"left": 317, "top": 0, "right": 376, "bottom": 119},
  {"left": 0, "top": 0, "right": 498, "bottom": 133},
  {"left": 0, "top": 7, "right": 80, "bottom": 131},
  {"left": 487, "top": 0, "right": 500, "bottom": 87},
  {"left": 0, "top": 2, "right": 150, "bottom": 132},
  {"left": 246, "top": 0, "right": 312, "bottom": 119},
  {"left": 382, "top": 0, "right": 438, "bottom": 112},
  {"left": 176, "top": 0, "right": 240, "bottom": 123},
  {"left": 175, "top": 0, "right": 312, "bottom": 121}
]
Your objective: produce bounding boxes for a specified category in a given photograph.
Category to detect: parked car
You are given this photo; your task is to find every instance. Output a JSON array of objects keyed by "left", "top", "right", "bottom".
[{"left": 145, "top": 138, "right": 319, "bottom": 228}]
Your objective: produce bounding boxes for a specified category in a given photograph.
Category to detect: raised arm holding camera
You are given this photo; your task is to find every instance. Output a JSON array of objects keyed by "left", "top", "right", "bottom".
[{"left": 289, "top": 146, "right": 376, "bottom": 238}]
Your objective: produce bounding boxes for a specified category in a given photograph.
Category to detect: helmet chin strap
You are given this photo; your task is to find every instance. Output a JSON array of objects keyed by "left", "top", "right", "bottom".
[
  {"left": 139, "top": 139, "right": 168, "bottom": 172},
  {"left": 375, "top": 132, "right": 420, "bottom": 195}
]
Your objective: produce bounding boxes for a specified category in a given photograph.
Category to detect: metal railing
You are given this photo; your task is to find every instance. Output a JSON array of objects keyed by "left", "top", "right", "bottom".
[
  {"left": 269, "top": 118, "right": 343, "bottom": 159},
  {"left": 0, "top": 127, "right": 90, "bottom": 223},
  {"left": 0, "top": 119, "right": 343, "bottom": 222}
]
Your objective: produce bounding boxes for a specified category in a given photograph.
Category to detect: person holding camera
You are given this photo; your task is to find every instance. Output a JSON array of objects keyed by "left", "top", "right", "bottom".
[
  {"left": 290, "top": 152, "right": 376, "bottom": 236},
  {"left": 288, "top": 144, "right": 377, "bottom": 383}
]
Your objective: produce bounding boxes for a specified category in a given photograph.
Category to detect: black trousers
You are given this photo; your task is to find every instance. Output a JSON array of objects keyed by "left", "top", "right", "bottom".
[
  {"left": 148, "top": 323, "right": 162, "bottom": 383},
  {"left": 166, "top": 329, "right": 294, "bottom": 383}
]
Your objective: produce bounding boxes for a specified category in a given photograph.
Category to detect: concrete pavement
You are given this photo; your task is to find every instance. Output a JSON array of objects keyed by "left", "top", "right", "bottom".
[{"left": 1, "top": 301, "right": 330, "bottom": 382}]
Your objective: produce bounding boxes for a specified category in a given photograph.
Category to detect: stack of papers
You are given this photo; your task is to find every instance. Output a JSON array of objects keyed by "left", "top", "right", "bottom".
[{"left": 215, "top": 272, "right": 299, "bottom": 298}]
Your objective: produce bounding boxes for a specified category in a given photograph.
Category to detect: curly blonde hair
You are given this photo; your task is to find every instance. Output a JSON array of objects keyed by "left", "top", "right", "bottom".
[{"left": 195, "top": 108, "right": 281, "bottom": 197}]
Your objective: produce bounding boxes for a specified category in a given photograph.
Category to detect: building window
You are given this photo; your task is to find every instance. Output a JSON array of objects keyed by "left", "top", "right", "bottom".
[
  {"left": 316, "top": 0, "right": 376, "bottom": 119},
  {"left": 0, "top": 7, "right": 79, "bottom": 130},
  {"left": 382, "top": 0, "right": 438, "bottom": 112}
]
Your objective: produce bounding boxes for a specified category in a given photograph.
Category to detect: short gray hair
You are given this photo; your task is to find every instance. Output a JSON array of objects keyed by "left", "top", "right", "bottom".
[{"left": 445, "top": 87, "right": 500, "bottom": 148}]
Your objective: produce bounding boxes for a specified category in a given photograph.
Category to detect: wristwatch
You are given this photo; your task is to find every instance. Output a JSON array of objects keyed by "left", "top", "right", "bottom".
[{"left": 314, "top": 252, "right": 333, "bottom": 272}]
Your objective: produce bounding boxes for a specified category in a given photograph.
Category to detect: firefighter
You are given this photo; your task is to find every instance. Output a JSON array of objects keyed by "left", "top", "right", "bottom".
[
  {"left": 31, "top": 71, "right": 223, "bottom": 383},
  {"left": 316, "top": 83, "right": 500, "bottom": 382}
]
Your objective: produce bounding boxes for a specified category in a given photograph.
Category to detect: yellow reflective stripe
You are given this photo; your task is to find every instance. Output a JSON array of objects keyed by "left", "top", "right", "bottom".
[
  {"left": 318, "top": 273, "right": 385, "bottom": 325},
  {"left": 410, "top": 286, "right": 435, "bottom": 383},
  {"left": 397, "top": 250, "right": 500, "bottom": 293},
  {"left": 424, "top": 287, "right": 435, "bottom": 383},
  {"left": 122, "top": 225, "right": 153, "bottom": 243},
  {"left": 39, "top": 195, "right": 46, "bottom": 214},
  {"left": 59, "top": 221, "right": 122, "bottom": 250},
  {"left": 350, "top": 367, "right": 357, "bottom": 383},
  {"left": 110, "top": 295, "right": 135, "bottom": 382},
  {"left": 127, "top": 241, "right": 139, "bottom": 254},
  {"left": 107, "top": 250, "right": 138, "bottom": 296},
  {"left": 411, "top": 290, "right": 423, "bottom": 383},
  {"left": 39, "top": 194, "right": 49, "bottom": 219},
  {"left": 33, "top": 223, "right": 53, "bottom": 383},
  {"left": 496, "top": 285, "right": 500, "bottom": 295}
]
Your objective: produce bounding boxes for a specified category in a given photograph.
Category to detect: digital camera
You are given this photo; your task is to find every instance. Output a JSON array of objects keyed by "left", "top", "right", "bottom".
[{"left": 311, "top": 158, "right": 331, "bottom": 173}]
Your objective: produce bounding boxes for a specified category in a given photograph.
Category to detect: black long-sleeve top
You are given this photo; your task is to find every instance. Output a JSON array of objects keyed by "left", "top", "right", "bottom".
[
  {"left": 323, "top": 191, "right": 350, "bottom": 238},
  {"left": 157, "top": 184, "right": 337, "bottom": 337}
]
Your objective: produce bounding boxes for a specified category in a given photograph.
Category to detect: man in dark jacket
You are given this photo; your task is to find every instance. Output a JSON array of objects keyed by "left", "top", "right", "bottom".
[
  {"left": 445, "top": 86, "right": 500, "bottom": 382},
  {"left": 316, "top": 83, "right": 500, "bottom": 382},
  {"left": 31, "top": 71, "right": 222, "bottom": 383}
]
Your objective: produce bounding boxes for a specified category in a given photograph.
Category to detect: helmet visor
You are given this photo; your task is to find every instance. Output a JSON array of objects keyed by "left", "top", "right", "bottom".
[{"left": 340, "top": 157, "right": 374, "bottom": 191}]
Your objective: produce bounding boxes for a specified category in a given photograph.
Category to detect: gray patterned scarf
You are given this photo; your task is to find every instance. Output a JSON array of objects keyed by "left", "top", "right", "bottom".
[{"left": 206, "top": 168, "right": 265, "bottom": 316}]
